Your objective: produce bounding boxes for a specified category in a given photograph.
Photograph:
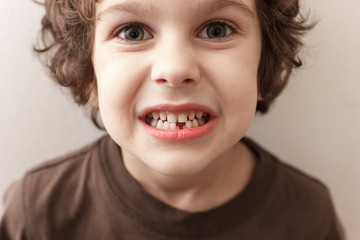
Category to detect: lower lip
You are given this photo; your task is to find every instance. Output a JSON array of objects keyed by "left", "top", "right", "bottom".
[{"left": 141, "top": 118, "right": 217, "bottom": 141}]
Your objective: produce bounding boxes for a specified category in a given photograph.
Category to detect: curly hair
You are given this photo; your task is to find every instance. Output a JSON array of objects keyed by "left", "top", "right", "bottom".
[
  {"left": 256, "top": 0, "right": 315, "bottom": 112},
  {"left": 34, "top": 0, "right": 315, "bottom": 128}
]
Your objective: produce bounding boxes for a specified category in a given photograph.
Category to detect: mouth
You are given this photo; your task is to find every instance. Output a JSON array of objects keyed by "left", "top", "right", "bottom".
[
  {"left": 145, "top": 111, "right": 210, "bottom": 130},
  {"left": 140, "top": 104, "right": 216, "bottom": 141}
]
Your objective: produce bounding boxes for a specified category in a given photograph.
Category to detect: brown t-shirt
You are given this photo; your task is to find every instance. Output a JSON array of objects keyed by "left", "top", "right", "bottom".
[{"left": 0, "top": 135, "right": 345, "bottom": 240}]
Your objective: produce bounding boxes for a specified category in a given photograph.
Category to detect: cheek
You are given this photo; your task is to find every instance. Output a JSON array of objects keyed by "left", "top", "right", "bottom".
[
  {"left": 93, "top": 51, "right": 148, "bottom": 137},
  {"left": 202, "top": 47, "right": 259, "bottom": 133},
  {"left": 95, "top": 52, "right": 145, "bottom": 111},
  {"left": 206, "top": 50, "right": 259, "bottom": 105}
]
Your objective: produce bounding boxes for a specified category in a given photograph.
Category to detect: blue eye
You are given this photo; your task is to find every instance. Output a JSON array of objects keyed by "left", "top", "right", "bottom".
[
  {"left": 198, "top": 21, "right": 235, "bottom": 39},
  {"left": 115, "top": 23, "right": 152, "bottom": 41}
]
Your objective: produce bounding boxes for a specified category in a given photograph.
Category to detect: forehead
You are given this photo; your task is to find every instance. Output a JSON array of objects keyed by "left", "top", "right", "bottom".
[{"left": 96, "top": 0, "right": 257, "bottom": 21}]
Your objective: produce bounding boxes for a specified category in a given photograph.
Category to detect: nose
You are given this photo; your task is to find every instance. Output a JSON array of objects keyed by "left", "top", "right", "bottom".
[{"left": 150, "top": 39, "right": 200, "bottom": 88}]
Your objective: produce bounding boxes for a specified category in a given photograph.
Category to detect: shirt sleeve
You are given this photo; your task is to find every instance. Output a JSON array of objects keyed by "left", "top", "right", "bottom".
[
  {"left": 0, "top": 180, "right": 29, "bottom": 240},
  {"left": 323, "top": 214, "right": 346, "bottom": 240},
  {"left": 322, "top": 197, "right": 346, "bottom": 240}
]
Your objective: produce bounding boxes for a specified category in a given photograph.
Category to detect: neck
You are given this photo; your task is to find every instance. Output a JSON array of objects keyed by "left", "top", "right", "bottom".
[{"left": 122, "top": 142, "right": 255, "bottom": 212}]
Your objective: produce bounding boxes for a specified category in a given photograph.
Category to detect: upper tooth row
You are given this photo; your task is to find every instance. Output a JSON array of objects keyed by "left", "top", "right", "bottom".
[{"left": 148, "top": 111, "right": 207, "bottom": 123}]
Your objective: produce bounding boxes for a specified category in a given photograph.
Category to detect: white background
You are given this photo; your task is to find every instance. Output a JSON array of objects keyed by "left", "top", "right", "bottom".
[{"left": 0, "top": 0, "right": 359, "bottom": 239}]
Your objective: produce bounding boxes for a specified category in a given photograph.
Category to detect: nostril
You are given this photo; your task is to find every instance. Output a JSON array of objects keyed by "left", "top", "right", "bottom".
[
  {"left": 155, "top": 79, "right": 167, "bottom": 84},
  {"left": 154, "top": 78, "right": 195, "bottom": 86}
]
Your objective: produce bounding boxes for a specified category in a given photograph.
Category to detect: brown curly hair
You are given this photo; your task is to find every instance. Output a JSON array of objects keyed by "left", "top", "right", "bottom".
[{"left": 34, "top": 0, "right": 315, "bottom": 128}]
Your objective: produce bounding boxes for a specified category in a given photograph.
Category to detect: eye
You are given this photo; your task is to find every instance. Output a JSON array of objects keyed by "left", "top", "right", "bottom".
[
  {"left": 198, "top": 21, "right": 236, "bottom": 39},
  {"left": 114, "top": 23, "right": 152, "bottom": 42}
]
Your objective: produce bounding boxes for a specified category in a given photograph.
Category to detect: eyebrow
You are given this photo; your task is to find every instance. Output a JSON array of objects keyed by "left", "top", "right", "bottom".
[
  {"left": 198, "top": 0, "right": 255, "bottom": 19},
  {"left": 96, "top": 0, "right": 255, "bottom": 21},
  {"left": 97, "top": 1, "right": 156, "bottom": 21}
]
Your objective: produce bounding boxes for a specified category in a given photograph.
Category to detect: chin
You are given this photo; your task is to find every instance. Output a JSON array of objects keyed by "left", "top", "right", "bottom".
[{"left": 146, "top": 154, "right": 212, "bottom": 177}]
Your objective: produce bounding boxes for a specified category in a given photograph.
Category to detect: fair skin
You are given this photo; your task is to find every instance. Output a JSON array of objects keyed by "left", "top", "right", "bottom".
[{"left": 91, "top": 0, "right": 262, "bottom": 212}]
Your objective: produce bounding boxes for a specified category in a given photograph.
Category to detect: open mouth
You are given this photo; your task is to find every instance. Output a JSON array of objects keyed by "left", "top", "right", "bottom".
[{"left": 145, "top": 111, "right": 210, "bottom": 130}]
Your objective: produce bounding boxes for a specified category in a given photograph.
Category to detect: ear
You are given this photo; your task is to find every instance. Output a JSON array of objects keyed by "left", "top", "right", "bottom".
[{"left": 88, "top": 73, "right": 99, "bottom": 108}]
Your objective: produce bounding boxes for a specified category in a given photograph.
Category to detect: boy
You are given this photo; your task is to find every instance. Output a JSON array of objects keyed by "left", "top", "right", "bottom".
[{"left": 0, "top": 0, "right": 344, "bottom": 239}]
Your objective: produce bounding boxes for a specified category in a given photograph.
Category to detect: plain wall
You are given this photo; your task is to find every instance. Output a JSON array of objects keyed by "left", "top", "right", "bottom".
[{"left": 1, "top": 0, "right": 359, "bottom": 239}]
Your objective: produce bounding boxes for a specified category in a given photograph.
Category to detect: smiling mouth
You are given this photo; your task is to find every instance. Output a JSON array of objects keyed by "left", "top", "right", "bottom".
[{"left": 145, "top": 111, "right": 210, "bottom": 130}]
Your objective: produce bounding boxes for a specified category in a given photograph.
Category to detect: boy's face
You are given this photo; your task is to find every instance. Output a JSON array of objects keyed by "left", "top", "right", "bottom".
[{"left": 92, "top": 0, "right": 261, "bottom": 176}]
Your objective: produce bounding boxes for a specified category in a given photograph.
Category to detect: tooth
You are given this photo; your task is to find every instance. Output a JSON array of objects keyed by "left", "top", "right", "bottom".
[
  {"left": 160, "top": 112, "right": 166, "bottom": 121},
  {"left": 203, "top": 112, "right": 209, "bottom": 117},
  {"left": 196, "top": 111, "right": 203, "bottom": 119},
  {"left": 170, "top": 122, "right": 176, "bottom": 129},
  {"left": 163, "top": 121, "right": 170, "bottom": 130},
  {"left": 192, "top": 119, "right": 199, "bottom": 128},
  {"left": 198, "top": 118, "right": 205, "bottom": 126},
  {"left": 152, "top": 112, "right": 160, "bottom": 120},
  {"left": 185, "top": 121, "right": 192, "bottom": 129},
  {"left": 167, "top": 113, "right": 177, "bottom": 123},
  {"left": 156, "top": 120, "right": 164, "bottom": 129},
  {"left": 151, "top": 119, "right": 157, "bottom": 127},
  {"left": 188, "top": 111, "right": 195, "bottom": 120},
  {"left": 178, "top": 113, "right": 187, "bottom": 123}
]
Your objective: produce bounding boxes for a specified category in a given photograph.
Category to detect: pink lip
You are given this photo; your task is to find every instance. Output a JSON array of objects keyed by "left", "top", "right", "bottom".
[{"left": 139, "top": 104, "right": 217, "bottom": 141}]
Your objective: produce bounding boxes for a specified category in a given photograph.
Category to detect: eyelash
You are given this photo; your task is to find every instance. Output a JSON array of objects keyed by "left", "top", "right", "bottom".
[
  {"left": 198, "top": 20, "right": 239, "bottom": 41},
  {"left": 112, "top": 22, "right": 152, "bottom": 44},
  {"left": 112, "top": 20, "right": 240, "bottom": 44}
]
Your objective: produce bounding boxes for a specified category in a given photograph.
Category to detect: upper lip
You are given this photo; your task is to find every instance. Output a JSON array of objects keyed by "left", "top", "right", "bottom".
[{"left": 139, "top": 103, "right": 216, "bottom": 119}]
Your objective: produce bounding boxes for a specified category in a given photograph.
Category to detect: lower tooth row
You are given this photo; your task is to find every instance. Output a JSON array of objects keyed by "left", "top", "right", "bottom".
[{"left": 151, "top": 118, "right": 205, "bottom": 129}]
